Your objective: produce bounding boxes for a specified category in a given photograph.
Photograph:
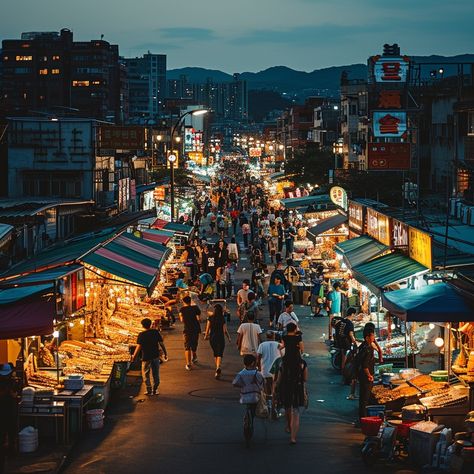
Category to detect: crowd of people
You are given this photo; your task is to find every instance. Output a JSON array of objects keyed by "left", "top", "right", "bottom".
[{"left": 131, "top": 159, "right": 383, "bottom": 442}]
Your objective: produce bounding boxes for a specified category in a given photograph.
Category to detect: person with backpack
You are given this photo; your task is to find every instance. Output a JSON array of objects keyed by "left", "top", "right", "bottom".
[
  {"left": 240, "top": 291, "right": 259, "bottom": 324},
  {"left": 277, "top": 300, "right": 300, "bottom": 332}
]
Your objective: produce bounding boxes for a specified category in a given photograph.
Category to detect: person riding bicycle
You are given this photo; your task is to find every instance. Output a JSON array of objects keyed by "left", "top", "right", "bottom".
[{"left": 232, "top": 354, "right": 265, "bottom": 417}]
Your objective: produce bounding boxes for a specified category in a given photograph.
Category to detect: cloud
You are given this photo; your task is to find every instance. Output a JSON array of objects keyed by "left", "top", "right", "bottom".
[
  {"left": 158, "top": 27, "right": 217, "bottom": 41},
  {"left": 132, "top": 42, "right": 182, "bottom": 51}
]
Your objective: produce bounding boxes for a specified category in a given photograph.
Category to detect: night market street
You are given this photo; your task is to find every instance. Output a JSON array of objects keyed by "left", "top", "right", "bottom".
[{"left": 62, "top": 305, "right": 366, "bottom": 474}]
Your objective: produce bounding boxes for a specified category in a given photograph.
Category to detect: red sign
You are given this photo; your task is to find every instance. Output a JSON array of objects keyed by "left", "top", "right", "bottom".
[
  {"left": 378, "top": 90, "right": 402, "bottom": 109},
  {"left": 368, "top": 143, "right": 411, "bottom": 170}
]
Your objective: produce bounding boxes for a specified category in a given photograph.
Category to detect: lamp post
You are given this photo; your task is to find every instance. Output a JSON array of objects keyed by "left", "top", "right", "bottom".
[{"left": 168, "top": 109, "right": 208, "bottom": 222}]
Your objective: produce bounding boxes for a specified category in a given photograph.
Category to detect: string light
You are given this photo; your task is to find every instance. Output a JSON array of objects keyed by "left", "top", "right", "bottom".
[
  {"left": 80, "top": 319, "right": 85, "bottom": 325},
  {"left": 429, "top": 323, "right": 435, "bottom": 330}
]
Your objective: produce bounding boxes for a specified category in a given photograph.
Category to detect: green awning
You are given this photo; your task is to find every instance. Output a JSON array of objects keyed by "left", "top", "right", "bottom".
[
  {"left": 335, "top": 235, "right": 374, "bottom": 254},
  {"left": 0, "top": 284, "right": 53, "bottom": 305},
  {"left": 162, "top": 222, "right": 193, "bottom": 236},
  {"left": 279, "top": 195, "right": 331, "bottom": 209},
  {"left": 344, "top": 240, "right": 389, "bottom": 268},
  {"left": 352, "top": 252, "right": 429, "bottom": 294},
  {"left": 0, "top": 264, "right": 83, "bottom": 287},
  {"left": 307, "top": 213, "right": 347, "bottom": 240}
]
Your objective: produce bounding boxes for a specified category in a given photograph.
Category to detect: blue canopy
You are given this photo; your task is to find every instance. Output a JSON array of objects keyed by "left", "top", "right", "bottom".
[{"left": 381, "top": 283, "right": 474, "bottom": 322}]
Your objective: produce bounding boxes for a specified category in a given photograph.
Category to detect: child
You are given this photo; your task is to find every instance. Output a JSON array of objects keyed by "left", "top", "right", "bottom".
[{"left": 232, "top": 355, "right": 265, "bottom": 411}]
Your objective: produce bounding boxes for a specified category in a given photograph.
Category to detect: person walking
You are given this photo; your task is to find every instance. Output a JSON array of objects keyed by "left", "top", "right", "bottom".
[
  {"left": 276, "top": 344, "right": 308, "bottom": 444},
  {"left": 227, "top": 237, "right": 239, "bottom": 265},
  {"left": 179, "top": 296, "right": 202, "bottom": 370},
  {"left": 267, "top": 275, "right": 286, "bottom": 328},
  {"left": 131, "top": 318, "right": 168, "bottom": 395},
  {"left": 236, "top": 312, "right": 263, "bottom": 356},
  {"left": 204, "top": 304, "right": 232, "bottom": 379},
  {"left": 257, "top": 331, "right": 283, "bottom": 418},
  {"left": 357, "top": 327, "right": 376, "bottom": 422},
  {"left": 277, "top": 300, "right": 300, "bottom": 332},
  {"left": 326, "top": 281, "right": 346, "bottom": 341}
]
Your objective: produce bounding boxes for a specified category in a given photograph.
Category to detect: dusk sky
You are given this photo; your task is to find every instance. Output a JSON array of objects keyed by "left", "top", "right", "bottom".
[{"left": 1, "top": 0, "right": 473, "bottom": 72}]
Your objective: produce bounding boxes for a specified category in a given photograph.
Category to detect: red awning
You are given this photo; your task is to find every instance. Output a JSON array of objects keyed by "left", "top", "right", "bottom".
[
  {"left": 141, "top": 229, "right": 172, "bottom": 245},
  {"left": 151, "top": 218, "right": 169, "bottom": 229},
  {"left": 0, "top": 297, "right": 55, "bottom": 339}
]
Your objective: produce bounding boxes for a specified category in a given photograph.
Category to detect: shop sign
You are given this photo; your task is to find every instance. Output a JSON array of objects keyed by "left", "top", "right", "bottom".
[
  {"left": 373, "top": 57, "right": 409, "bottom": 83},
  {"left": 184, "top": 127, "right": 194, "bottom": 152},
  {"left": 348, "top": 201, "right": 364, "bottom": 233},
  {"left": 249, "top": 147, "right": 262, "bottom": 157},
  {"left": 409, "top": 227, "right": 432, "bottom": 269},
  {"left": 368, "top": 142, "right": 411, "bottom": 170},
  {"left": 98, "top": 126, "right": 146, "bottom": 150},
  {"left": 118, "top": 177, "right": 131, "bottom": 211},
  {"left": 329, "top": 186, "right": 348, "bottom": 211},
  {"left": 367, "top": 208, "right": 391, "bottom": 246},
  {"left": 153, "top": 186, "right": 166, "bottom": 201},
  {"left": 392, "top": 219, "right": 408, "bottom": 248},
  {"left": 188, "top": 152, "right": 204, "bottom": 166},
  {"left": 373, "top": 111, "right": 407, "bottom": 138}
]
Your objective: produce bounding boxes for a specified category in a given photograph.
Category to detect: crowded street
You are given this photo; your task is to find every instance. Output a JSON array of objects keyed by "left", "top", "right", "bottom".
[{"left": 1, "top": 17, "right": 474, "bottom": 473}]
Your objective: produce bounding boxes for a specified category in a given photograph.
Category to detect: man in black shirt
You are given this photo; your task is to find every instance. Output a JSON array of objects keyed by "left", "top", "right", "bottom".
[
  {"left": 358, "top": 328, "right": 376, "bottom": 421},
  {"left": 179, "top": 295, "right": 202, "bottom": 370},
  {"left": 131, "top": 318, "right": 167, "bottom": 395}
]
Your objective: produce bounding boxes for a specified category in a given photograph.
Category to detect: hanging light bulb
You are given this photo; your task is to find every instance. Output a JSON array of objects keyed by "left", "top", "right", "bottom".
[
  {"left": 69, "top": 322, "right": 74, "bottom": 327},
  {"left": 391, "top": 323, "right": 396, "bottom": 330},
  {"left": 53, "top": 330, "right": 59, "bottom": 338},
  {"left": 429, "top": 323, "right": 435, "bottom": 330},
  {"left": 80, "top": 319, "right": 85, "bottom": 325},
  {"left": 434, "top": 337, "right": 444, "bottom": 348}
]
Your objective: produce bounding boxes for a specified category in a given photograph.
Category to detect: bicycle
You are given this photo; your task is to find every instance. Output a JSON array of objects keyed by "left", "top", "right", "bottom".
[{"left": 243, "top": 403, "right": 256, "bottom": 447}]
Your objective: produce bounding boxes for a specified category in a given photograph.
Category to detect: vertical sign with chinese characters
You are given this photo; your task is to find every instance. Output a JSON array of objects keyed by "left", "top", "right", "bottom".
[
  {"left": 409, "top": 227, "right": 432, "bottom": 269},
  {"left": 366, "top": 208, "right": 391, "bottom": 246},
  {"left": 392, "top": 219, "right": 409, "bottom": 249},
  {"left": 373, "top": 57, "right": 410, "bottom": 83},
  {"left": 348, "top": 201, "right": 364, "bottom": 234}
]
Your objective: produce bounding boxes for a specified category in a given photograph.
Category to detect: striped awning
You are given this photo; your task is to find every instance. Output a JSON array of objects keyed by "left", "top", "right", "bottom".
[
  {"left": 141, "top": 228, "right": 175, "bottom": 245},
  {"left": 152, "top": 219, "right": 193, "bottom": 237},
  {"left": 81, "top": 232, "right": 171, "bottom": 291}
]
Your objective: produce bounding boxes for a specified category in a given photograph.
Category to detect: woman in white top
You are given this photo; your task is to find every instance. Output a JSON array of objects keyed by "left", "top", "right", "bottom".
[{"left": 227, "top": 237, "right": 239, "bottom": 264}]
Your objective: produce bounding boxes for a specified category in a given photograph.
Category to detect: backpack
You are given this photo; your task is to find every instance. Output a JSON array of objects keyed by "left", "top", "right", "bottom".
[{"left": 344, "top": 344, "right": 364, "bottom": 383}]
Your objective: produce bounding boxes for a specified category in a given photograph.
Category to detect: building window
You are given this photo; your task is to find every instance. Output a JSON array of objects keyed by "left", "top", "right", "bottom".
[
  {"left": 468, "top": 111, "right": 474, "bottom": 136},
  {"left": 3, "top": 56, "right": 8, "bottom": 61},
  {"left": 16, "top": 55, "right": 33, "bottom": 61},
  {"left": 39, "top": 69, "right": 48, "bottom": 75},
  {"left": 52, "top": 69, "right": 60, "bottom": 75},
  {"left": 92, "top": 80, "right": 101, "bottom": 85},
  {"left": 52, "top": 55, "right": 60, "bottom": 61},
  {"left": 72, "top": 80, "right": 90, "bottom": 87}
]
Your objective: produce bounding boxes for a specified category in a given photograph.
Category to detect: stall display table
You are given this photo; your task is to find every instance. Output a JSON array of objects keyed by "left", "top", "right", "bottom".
[
  {"left": 19, "top": 401, "right": 68, "bottom": 444},
  {"left": 292, "top": 282, "right": 312, "bottom": 305},
  {"left": 54, "top": 384, "right": 95, "bottom": 437}
]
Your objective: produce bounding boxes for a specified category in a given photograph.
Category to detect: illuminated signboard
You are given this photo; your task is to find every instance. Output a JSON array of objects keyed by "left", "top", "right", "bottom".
[
  {"left": 373, "top": 57, "right": 409, "bottom": 83},
  {"left": 373, "top": 111, "right": 407, "bottom": 138},
  {"left": 392, "top": 219, "right": 408, "bottom": 248},
  {"left": 368, "top": 143, "right": 411, "bottom": 170},
  {"left": 348, "top": 201, "right": 364, "bottom": 233},
  {"left": 367, "top": 208, "right": 391, "bottom": 246},
  {"left": 330, "top": 186, "right": 348, "bottom": 211},
  {"left": 409, "top": 227, "right": 432, "bottom": 269}
]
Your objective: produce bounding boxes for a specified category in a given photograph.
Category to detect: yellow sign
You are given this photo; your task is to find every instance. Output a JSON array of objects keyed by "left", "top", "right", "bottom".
[
  {"left": 188, "top": 152, "right": 205, "bottom": 166},
  {"left": 409, "top": 227, "right": 432, "bottom": 269},
  {"left": 367, "top": 208, "right": 391, "bottom": 246}
]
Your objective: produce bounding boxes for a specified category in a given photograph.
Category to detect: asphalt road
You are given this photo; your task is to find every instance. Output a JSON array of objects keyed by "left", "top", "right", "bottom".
[{"left": 60, "top": 299, "right": 381, "bottom": 474}]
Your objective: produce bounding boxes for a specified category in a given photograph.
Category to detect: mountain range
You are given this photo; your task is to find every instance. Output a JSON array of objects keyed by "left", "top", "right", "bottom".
[{"left": 169, "top": 54, "right": 474, "bottom": 96}]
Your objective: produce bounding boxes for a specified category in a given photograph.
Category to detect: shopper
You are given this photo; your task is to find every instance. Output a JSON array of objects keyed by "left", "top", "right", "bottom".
[
  {"left": 277, "top": 300, "right": 300, "bottom": 332},
  {"left": 131, "top": 318, "right": 167, "bottom": 395},
  {"left": 357, "top": 328, "right": 376, "bottom": 421},
  {"left": 326, "top": 281, "right": 345, "bottom": 341},
  {"left": 276, "top": 350, "right": 308, "bottom": 444},
  {"left": 227, "top": 237, "right": 239, "bottom": 264},
  {"left": 284, "top": 221, "right": 297, "bottom": 258},
  {"left": 337, "top": 307, "right": 357, "bottom": 373},
  {"left": 267, "top": 275, "right": 286, "bottom": 328},
  {"left": 280, "top": 322, "right": 304, "bottom": 360},
  {"left": 236, "top": 311, "right": 263, "bottom": 356},
  {"left": 257, "top": 331, "right": 283, "bottom": 417},
  {"left": 204, "top": 304, "right": 232, "bottom": 379},
  {"left": 179, "top": 296, "right": 202, "bottom": 370}
]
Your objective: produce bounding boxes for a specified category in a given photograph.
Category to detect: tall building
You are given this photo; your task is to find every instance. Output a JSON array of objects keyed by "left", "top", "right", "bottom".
[
  {"left": 124, "top": 53, "right": 166, "bottom": 123},
  {"left": 0, "top": 29, "right": 122, "bottom": 122}
]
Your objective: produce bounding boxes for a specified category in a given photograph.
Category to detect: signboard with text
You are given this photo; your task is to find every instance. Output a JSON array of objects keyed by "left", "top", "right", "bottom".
[
  {"left": 409, "top": 227, "right": 432, "bottom": 269},
  {"left": 367, "top": 208, "right": 391, "bottom": 246},
  {"left": 373, "top": 111, "right": 407, "bottom": 138},
  {"left": 98, "top": 126, "right": 146, "bottom": 150},
  {"left": 392, "top": 219, "right": 409, "bottom": 248},
  {"left": 368, "top": 143, "right": 411, "bottom": 170},
  {"left": 373, "top": 57, "right": 410, "bottom": 83},
  {"left": 348, "top": 201, "right": 364, "bottom": 234},
  {"left": 330, "top": 186, "right": 348, "bottom": 211},
  {"left": 249, "top": 147, "right": 262, "bottom": 157}
]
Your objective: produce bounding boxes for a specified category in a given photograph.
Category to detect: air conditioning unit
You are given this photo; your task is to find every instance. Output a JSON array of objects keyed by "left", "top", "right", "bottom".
[
  {"left": 455, "top": 201, "right": 463, "bottom": 219},
  {"left": 461, "top": 205, "right": 471, "bottom": 224},
  {"left": 450, "top": 198, "right": 461, "bottom": 217}
]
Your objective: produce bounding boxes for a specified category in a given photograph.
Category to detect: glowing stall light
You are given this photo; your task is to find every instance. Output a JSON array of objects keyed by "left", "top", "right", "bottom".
[
  {"left": 391, "top": 323, "right": 396, "bottom": 330},
  {"left": 434, "top": 337, "right": 444, "bottom": 348},
  {"left": 53, "top": 330, "right": 59, "bottom": 338},
  {"left": 429, "top": 323, "right": 435, "bottom": 330}
]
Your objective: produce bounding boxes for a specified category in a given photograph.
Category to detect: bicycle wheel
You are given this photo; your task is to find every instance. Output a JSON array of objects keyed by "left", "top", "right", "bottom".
[{"left": 243, "top": 408, "right": 254, "bottom": 446}]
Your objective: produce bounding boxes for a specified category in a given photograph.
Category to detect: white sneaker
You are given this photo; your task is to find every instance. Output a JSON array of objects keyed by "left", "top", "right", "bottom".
[{"left": 185, "top": 364, "right": 191, "bottom": 371}]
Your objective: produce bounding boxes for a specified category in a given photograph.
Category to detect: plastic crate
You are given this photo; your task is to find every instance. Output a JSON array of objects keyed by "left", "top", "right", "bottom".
[
  {"left": 409, "top": 428, "right": 441, "bottom": 467},
  {"left": 361, "top": 417, "right": 383, "bottom": 436}
]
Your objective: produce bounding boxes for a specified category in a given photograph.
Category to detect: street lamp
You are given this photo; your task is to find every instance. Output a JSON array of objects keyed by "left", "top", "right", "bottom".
[{"left": 168, "top": 108, "right": 209, "bottom": 222}]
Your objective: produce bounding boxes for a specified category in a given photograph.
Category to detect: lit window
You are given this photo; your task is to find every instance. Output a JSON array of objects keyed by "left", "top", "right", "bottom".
[
  {"left": 39, "top": 69, "right": 48, "bottom": 75},
  {"left": 21, "top": 44, "right": 30, "bottom": 48},
  {"left": 92, "top": 80, "right": 100, "bottom": 85},
  {"left": 52, "top": 55, "right": 60, "bottom": 61},
  {"left": 72, "top": 80, "right": 90, "bottom": 87},
  {"left": 16, "top": 55, "right": 33, "bottom": 61},
  {"left": 3, "top": 56, "right": 8, "bottom": 61},
  {"left": 52, "top": 69, "right": 60, "bottom": 75}
]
